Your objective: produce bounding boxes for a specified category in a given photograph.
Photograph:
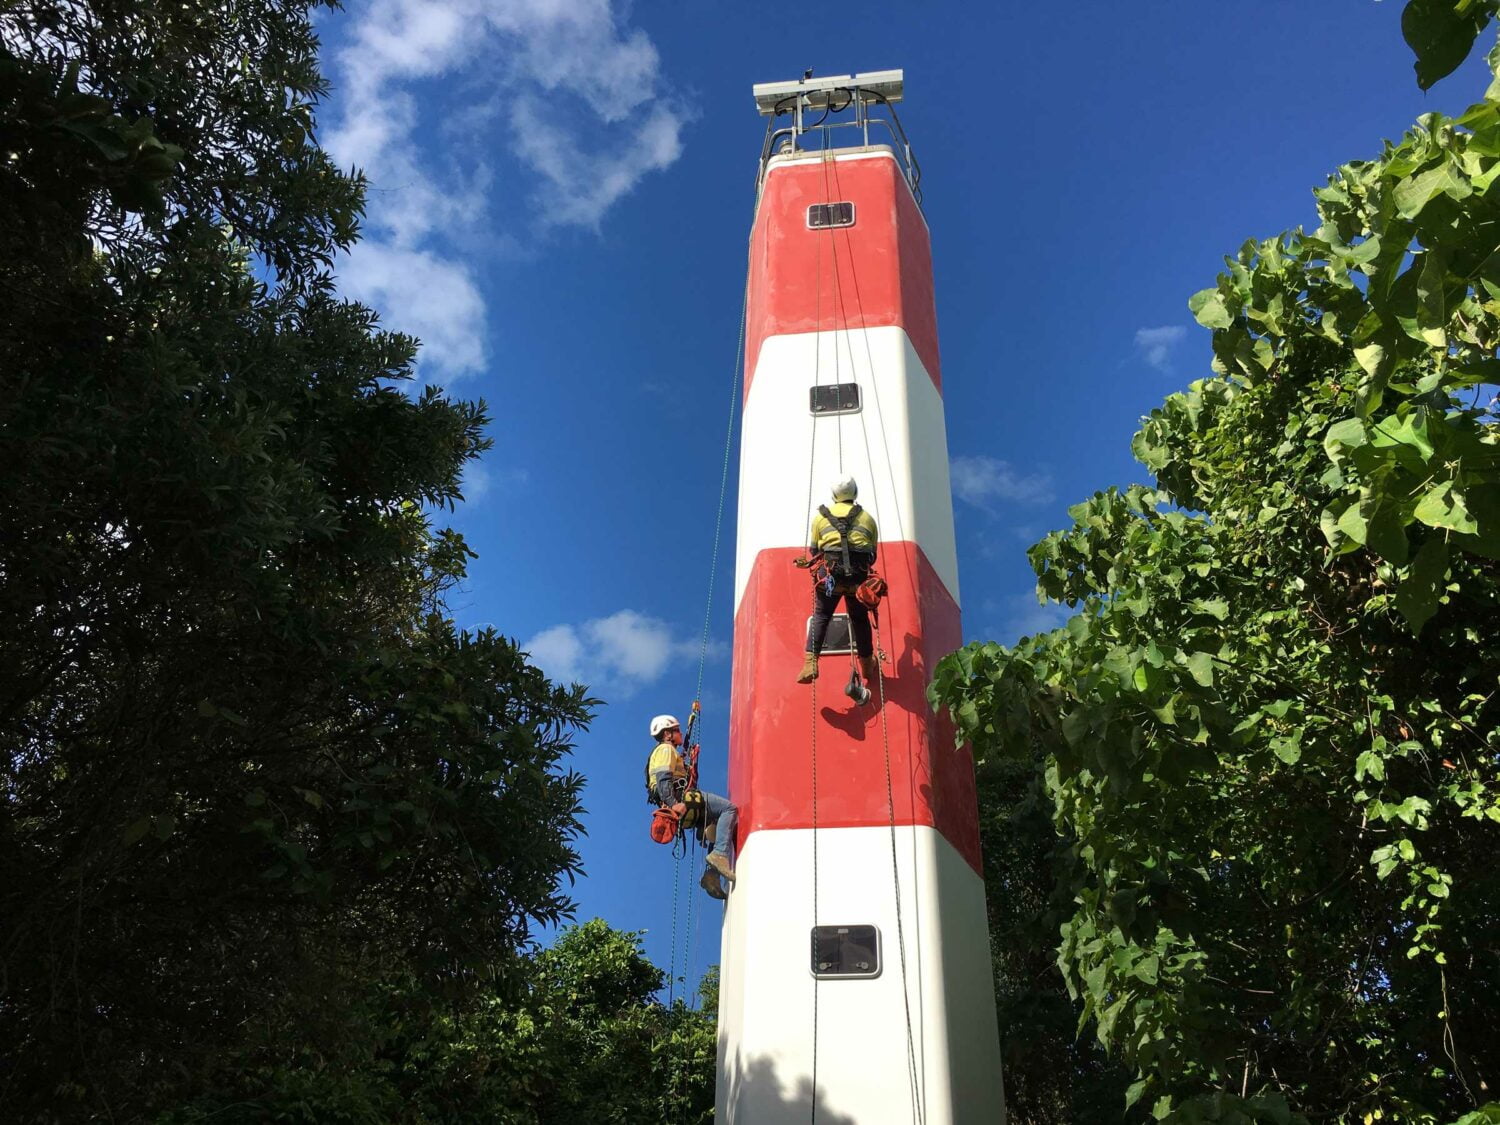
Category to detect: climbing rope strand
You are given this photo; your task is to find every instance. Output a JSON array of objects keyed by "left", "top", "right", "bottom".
[
  {"left": 682, "top": 832, "right": 697, "bottom": 1008},
  {"left": 817, "top": 138, "right": 863, "bottom": 683},
  {"left": 668, "top": 844, "right": 682, "bottom": 1007},
  {"left": 821, "top": 127, "right": 844, "bottom": 476},
  {"left": 693, "top": 252, "right": 751, "bottom": 708},
  {"left": 807, "top": 163, "right": 823, "bottom": 1125},
  {"left": 876, "top": 615, "right": 925, "bottom": 1125},
  {"left": 672, "top": 219, "right": 750, "bottom": 1015},
  {"left": 826, "top": 154, "right": 910, "bottom": 546},
  {"left": 826, "top": 150, "right": 924, "bottom": 1125},
  {"left": 809, "top": 672, "right": 820, "bottom": 1125},
  {"left": 803, "top": 150, "right": 827, "bottom": 563}
]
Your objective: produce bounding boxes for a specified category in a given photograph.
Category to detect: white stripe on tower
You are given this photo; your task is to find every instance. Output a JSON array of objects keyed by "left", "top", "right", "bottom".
[{"left": 734, "top": 326, "right": 961, "bottom": 611}]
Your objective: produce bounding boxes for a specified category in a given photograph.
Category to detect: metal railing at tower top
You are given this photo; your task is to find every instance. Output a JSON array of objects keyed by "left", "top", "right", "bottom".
[{"left": 752, "top": 69, "right": 922, "bottom": 207}]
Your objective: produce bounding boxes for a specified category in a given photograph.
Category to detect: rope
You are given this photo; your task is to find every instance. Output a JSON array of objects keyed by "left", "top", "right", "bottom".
[
  {"left": 681, "top": 831, "right": 697, "bottom": 1006},
  {"left": 820, "top": 127, "right": 845, "bottom": 475},
  {"left": 801, "top": 131, "right": 926, "bottom": 1125},
  {"left": 809, "top": 672, "right": 820, "bottom": 1124},
  {"left": 670, "top": 221, "right": 752, "bottom": 1015},
  {"left": 668, "top": 843, "right": 682, "bottom": 1007},
  {"left": 876, "top": 614, "right": 924, "bottom": 1125},
  {"left": 822, "top": 148, "right": 925, "bottom": 1125},
  {"left": 693, "top": 255, "right": 750, "bottom": 707},
  {"left": 675, "top": 202, "right": 751, "bottom": 1012},
  {"left": 804, "top": 150, "right": 827, "bottom": 556},
  {"left": 806, "top": 141, "right": 862, "bottom": 685},
  {"left": 806, "top": 151, "right": 832, "bottom": 1125}
]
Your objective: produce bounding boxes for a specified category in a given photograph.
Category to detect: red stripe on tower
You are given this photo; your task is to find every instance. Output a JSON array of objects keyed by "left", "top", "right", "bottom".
[
  {"left": 745, "top": 153, "right": 942, "bottom": 398},
  {"left": 728, "top": 543, "right": 981, "bottom": 874}
]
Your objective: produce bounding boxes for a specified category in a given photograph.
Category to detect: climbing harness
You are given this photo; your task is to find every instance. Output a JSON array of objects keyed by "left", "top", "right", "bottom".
[{"left": 815, "top": 502, "right": 873, "bottom": 578}]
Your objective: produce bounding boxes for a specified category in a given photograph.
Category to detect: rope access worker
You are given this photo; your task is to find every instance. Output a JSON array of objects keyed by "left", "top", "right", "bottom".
[
  {"left": 797, "top": 475, "right": 880, "bottom": 686},
  {"left": 645, "top": 714, "right": 738, "bottom": 899}
]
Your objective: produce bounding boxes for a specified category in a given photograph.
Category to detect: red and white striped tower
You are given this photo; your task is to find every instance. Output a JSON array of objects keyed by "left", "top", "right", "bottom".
[{"left": 716, "top": 72, "right": 1005, "bottom": 1123}]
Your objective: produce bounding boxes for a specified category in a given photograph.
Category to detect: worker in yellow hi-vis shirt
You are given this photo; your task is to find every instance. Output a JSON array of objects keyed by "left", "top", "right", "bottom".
[
  {"left": 644, "top": 714, "right": 737, "bottom": 899},
  {"left": 797, "top": 476, "right": 879, "bottom": 686}
]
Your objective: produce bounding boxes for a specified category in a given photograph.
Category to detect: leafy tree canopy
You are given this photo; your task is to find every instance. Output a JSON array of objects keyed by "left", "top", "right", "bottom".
[
  {"left": 2, "top": 1, "right": 591, "bottom": 1118},
  {"left": 159, "top": 921, "right": 718, "bottom": 1125},
  {"left": 935, "top": 13, "right": 1500, "bottom": 1125}
]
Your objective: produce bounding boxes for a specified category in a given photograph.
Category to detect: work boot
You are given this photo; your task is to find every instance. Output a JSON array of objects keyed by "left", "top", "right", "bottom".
[
  {"left": 859, "top": 655, "right": 879, "bottom": 685},
  {"left": 796, "top": 651, "right": 819, "bottom": 684},
  {"left": 706, "top": 851, "right": 736, "bottom": 884},
  {"left": 699, "top": 868, "right": 727, "bottom": 900}
]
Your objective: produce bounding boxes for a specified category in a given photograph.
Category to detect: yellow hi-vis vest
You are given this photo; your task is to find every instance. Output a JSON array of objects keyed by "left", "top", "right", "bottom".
[
  {"left": 810, "top": 501, "right": 878, "bottom": 556},
  {"left": 645, "top": 742, "right": 687, "bottom": 804}
]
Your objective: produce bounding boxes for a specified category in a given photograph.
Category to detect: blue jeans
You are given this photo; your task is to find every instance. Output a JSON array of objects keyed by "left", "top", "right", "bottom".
[{"left": 700, "top": 790, "right": 737, "bottom": 860}]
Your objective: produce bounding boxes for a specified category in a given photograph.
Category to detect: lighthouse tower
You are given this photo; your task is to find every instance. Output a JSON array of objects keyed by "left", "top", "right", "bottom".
[{"left": 716, "top": 72, "right": 1005, "bottom": 1123}]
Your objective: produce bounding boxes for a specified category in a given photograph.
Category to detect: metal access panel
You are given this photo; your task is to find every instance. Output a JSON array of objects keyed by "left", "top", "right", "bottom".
[
  {"left": 805, "top": 613, "right": 853, "bottom": 654},
  {"left": 811, "top": 925, "right": 882, "bottom": 979},
  {"left": 809, "top": 382, "right": 861, "bottom": 414}
]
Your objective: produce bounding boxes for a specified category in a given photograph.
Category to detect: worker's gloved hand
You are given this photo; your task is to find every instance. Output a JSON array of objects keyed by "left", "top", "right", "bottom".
[{"left": 671, "top": 802, "right": 687, "bottom": 817}]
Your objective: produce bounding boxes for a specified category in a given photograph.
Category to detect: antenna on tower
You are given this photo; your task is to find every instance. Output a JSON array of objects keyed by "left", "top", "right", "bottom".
[{"left": 750, "top": 69, "right": 919, "bottom": 204}]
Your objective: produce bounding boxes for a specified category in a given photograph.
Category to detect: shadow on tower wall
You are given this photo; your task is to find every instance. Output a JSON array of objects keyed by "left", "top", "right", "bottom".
[{"left": 718, "top": 1050, "right": 860, "bottom": 1125}]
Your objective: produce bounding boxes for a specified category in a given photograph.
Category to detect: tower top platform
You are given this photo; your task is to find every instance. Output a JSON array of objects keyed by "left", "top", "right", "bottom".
[{"left": 750, "top": 68, "right": 920, "bottom": 206}]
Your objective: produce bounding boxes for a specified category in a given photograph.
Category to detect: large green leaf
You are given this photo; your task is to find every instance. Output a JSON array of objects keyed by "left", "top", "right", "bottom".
[
  {"left": 1395, "top": 537, "right": 1451, "bottom": 633},
  {"left": 1414, "top": 481, "right": 1480, "bottom": 533},
  {"left": 1402, "top": 0, "right": 1495, "bottom": 90}
]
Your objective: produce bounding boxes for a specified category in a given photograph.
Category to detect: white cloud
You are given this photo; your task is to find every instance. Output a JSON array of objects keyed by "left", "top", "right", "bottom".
[
  {"left": 950, "top": 455, "right": 1054, "bottom": 510},
  {"left": 324, "top": 0, "right": 686, "bottom": 377},
  {"left": 991, "top": 592, "right": 1071, "bottom": 643},
  {"left": 458, "top": 461, "right": 528, "bottom": 504},
  {"left": 509, "top": 96, "right": 684, "bottom": 229},
  {"left": 337, "top": 243, "right": 486, "bottom": 379},
  {"left": 521, "top": 610, "right": 698, "bottom": 697},
  {"left": 1134, "top": 325, "right": 1187, "bottom": 372}
]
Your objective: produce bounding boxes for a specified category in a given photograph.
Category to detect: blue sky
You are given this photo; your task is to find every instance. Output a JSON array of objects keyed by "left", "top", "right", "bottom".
[{"left": 314, "top": 0, "right": 1495, "bottom": 990}]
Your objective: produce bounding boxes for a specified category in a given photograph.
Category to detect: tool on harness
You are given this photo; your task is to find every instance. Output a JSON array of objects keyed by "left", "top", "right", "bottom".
[
  {"left": 856, "top": 571, "right": 887, "bottom": 609},
  {"left": 651, "top": 806, "right": 680, "bottom": 844},
  {"left": 648, "top": 789, "right": 709, "bottom": 844}
]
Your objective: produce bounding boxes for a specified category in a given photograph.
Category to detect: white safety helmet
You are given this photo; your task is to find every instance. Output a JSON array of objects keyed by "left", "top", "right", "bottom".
[
  {"left": 649, "top": 714, "right": 681, "bottom": 739},
  {"left": 831, "top": 475, "right": 858, "bottom": 502}
]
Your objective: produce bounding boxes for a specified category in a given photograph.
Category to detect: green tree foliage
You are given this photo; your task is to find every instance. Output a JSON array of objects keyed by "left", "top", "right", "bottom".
[
  {"left": 978, "top": 752, "right": 1134, "bottom": 1122},
  {"left": 160, "top": 921, "right": 718, "bottom": 1124},
  {"left": 934, "top": 26, "right": 1500, "bottom": 1125},
  {"left": 1403, "top": 0, "right": 1500, "bottom": 90},
  {"left": 2, "top": 1, "right": 591, "bottom": 1118}
]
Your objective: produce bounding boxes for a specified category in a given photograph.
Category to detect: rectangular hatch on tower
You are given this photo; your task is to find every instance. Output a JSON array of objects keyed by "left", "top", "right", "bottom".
[
  {"left": 811, "top": 925, "right": 881, "bottom": 979},
  {"left": 809, "top": 382, "right": 861, "bottom": 414},
  {"left": 807, "top": 202, "right": 855, "bottom": 229}
]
